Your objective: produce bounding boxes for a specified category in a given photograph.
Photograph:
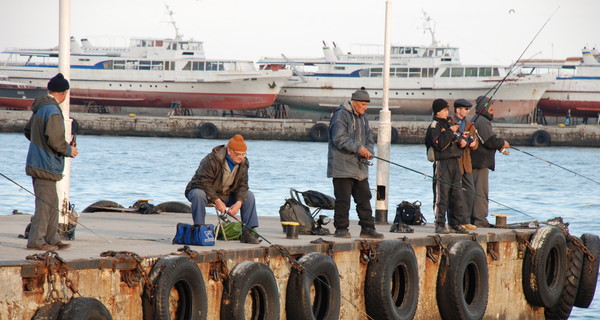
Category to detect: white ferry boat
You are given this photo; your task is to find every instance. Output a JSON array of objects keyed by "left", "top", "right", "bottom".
[
  {"left": 519, "top": 47, "right": 600, "bottom": 118},
  {"left": 258, "top": 40, "right": 552, "bottom": 120},
  {"left": 0, "top": 37, "right": 292, "bottom": 111}
]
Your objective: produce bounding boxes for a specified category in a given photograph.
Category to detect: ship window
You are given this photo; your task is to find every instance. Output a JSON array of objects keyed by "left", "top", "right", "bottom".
[
  {"left": 493, "top": 68, "right": 499, "bottom": 76},
  {"left": 152, "top": 61, "right": 164, "bottom": 70},
  {"left": 409, "top": 68, "right": 421, "bottom": 77},
  {"left": 334, "top": 66, "right": 345, "bottom": 70},
  {"left": 103, "top": 61, "right": 113, "bottom": 69},
  {"left": 465, "top": 67, "right": 478, "bottom": 77},
  {"left": 113, "top": 60, "right": 125, "bottom": 70},
  {"left": 370, "top": 68, "right": 382, "bottom": 77},
  {"left": 139, "top": 60, "right": 151, "bottom": 70},
  {"left": 440, "top": 68, "right": 450, "bottom": 77},
  {"left": 479, "top": 67, "right": 492, "bottom": 77},
  {"left": 451, "top": 68, "right": 464, "bottom": 77}
]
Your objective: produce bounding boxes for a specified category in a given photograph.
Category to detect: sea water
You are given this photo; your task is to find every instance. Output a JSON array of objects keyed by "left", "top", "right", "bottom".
[{"left": 1, "top": 132, "right": 598, "bottom": 318}]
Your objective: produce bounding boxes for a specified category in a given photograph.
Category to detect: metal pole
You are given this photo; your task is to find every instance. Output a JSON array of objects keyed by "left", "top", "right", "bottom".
[
  {"left": 375, "top": 0, "right": 392, "bottom": 224},
  {"left": 56, "top": 0, "right": 72, "bottom": 224}
]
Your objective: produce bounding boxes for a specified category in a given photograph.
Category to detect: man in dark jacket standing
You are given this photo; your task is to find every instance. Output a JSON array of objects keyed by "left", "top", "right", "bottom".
[
  {"left": 425, "top": 99, "right": 469, "bottom": 234},
  {"left": 470, "top": 96, "right": 510, "bottom": 227},
  {"left": 327, "top": 87, "right": 383, "bottom": 239},
  {"left": 185, "top": 134, "right": 260, "bottom": 244},
  {"left": 25, "top": 73, "right": 78, "bottom": 250}
]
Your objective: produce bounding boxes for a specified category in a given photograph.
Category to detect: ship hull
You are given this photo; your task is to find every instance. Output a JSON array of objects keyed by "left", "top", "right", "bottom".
[
  {"left": 537, "top": 78, "right": 600, "bottom": 117},
  {"left": 0, "top": 85, "right": 46, "bottom": 110}
]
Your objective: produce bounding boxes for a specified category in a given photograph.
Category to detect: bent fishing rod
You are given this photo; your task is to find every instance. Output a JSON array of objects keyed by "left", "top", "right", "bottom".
[
  {"left": 0, "top": 171, "right": 112, "bottom": 243},
  {"left": 221, "top": 210, "right": 376, "bottom": 320},
  {"left": 511, "top": 146, "right": 600, "bottom": 185},
  {"left": 372, "top": 156, "right": 537, "bottom": 220}
]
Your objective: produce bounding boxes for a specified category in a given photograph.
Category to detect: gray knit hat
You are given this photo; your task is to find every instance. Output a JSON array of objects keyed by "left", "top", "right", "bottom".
[
  {"left": 475, "top": 96, "right": 495, "bottom": 113},
  {"left": 47, "top": 73, "right": 70, "bottom": 92},
  {"left": 351, "top": 87, "right": 370, "bottom": 102}
]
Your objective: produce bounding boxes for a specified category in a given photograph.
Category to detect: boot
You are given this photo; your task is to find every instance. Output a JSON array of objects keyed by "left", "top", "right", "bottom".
[
  {"left": 435, "top": 224, "right": 450, "bottom": 234},
  {"left": 333, "top": 229, "right": 351, "bottom": 238},
  {"left": 360, "top": 227, "right": 384, "bottom": 239},
  {"left": 450, "top": 224, "right": 469, "bottom": 234},
  {"left": 240, "top": 228, "right": 260, "bottom": 244}
]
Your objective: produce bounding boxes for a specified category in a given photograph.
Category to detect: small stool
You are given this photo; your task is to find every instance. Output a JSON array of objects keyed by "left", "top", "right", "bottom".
[{"left": 207, "top": 203, "right": 228, "bottom": 242}]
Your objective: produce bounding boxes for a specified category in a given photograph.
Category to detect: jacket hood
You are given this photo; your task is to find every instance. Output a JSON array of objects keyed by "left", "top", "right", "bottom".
[
  {"left": 31, "top": 95, "right": 57, "bottom": 112},
  {"left": 337, "top": 100, "right": 357, "bottom": 116}
]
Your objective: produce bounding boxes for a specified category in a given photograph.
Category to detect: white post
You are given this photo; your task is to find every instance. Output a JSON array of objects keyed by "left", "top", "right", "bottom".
[
  {"left": 375, "top": 0, "right": 392, "bottom": 224},
  {"left": 56, "top": 0, "right": 72, "bottom": 224}
]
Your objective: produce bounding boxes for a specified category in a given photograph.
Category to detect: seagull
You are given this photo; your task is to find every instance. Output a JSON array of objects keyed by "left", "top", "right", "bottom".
[{"left": 509, "top": 9, "right": 516, "bottom": 14}]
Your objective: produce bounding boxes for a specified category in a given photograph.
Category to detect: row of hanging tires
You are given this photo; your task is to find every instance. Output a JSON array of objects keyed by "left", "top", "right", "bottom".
[{"left": 32, "top": 226, "right": 598, "bottom": 320}]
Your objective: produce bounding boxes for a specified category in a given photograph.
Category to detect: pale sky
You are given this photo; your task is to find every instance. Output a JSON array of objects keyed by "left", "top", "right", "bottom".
[{"left": 0, "top": 0, "right": 597, "bottom": 65}]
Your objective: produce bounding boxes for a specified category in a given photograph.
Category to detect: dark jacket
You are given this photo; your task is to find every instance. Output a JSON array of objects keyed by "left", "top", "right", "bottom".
[
  {"left": 24, "top": 95, "right": 73, "bottom": 181},
  {"left": 185, "top": 145, "right": 249, "bottom": 202},
  {"left": 470, "top": 112, "right": 505, "bottom": 170},
  {"left": 425, "top": 116, "right": 462, "bottom": 161},
  {"left": 327, "top": 101, "right": 375, "bottom": 180}
]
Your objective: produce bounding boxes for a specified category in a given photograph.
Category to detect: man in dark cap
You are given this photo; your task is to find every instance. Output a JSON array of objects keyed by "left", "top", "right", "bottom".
[
  {"left": 327, "top": 87, "right": 383, "bottom": 239},
  {"left": 448, "top": 98, "right": 478, "bottom": 231},
  {"left": 25, "top": 73, "right": 78, "bottom": 250},
  {"left": 425, "top": 98, "right": 468, "bottom": 234},
  {"left": 185, "top": 134, "right": 261, "bottom": 244},
  {"left": 470, "top": 96, "right": 510, "bottom": 228}
]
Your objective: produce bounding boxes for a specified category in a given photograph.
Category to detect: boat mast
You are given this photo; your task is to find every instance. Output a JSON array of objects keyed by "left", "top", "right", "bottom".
[
  {"left": 165, "top": 5, "right": 183, "bottom": 40},
  {"left": 420, "top": 11, "right": 439, "bottom": 47}
]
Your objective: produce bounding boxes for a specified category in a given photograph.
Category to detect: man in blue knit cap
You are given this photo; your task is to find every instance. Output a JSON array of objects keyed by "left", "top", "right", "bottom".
[{"left": 25, "top": 73, "right": 78, "bottom": 250}]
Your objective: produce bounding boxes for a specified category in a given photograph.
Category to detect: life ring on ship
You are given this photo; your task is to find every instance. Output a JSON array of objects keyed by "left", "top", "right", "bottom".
[
  {"left": 198, "top": 122, "right": 218, "bottom": 139},
  {"left": 530, "top": 130, "right": 551, "bottom": 147},
  {"left": 544, "top": 237, "right": 584, "bottom": 319},
  {"left": 364, "top": 240, "right": 419, "bottom": 320},
  {"left": 309, "top": 123, "right": 329, "bottom": 142},
  {"left": 574, "top": 233, "right": 600, "bottom": 308},
  {"left": 58, "top": 297, "right": 112, "bottom": 320},
  {"left": 142, "top": 256, "right": 208, "bottom": 319},
  {"left": 522, "top": 226, "right": 567, "bottom": 308},
  {"left": 220, "top": 261, "right": 280, "bottom": 320},
  {"left": 286, "top": 252, "right": 340, "bottom": 320},
  {"left": 436, "top": 240, "right": 489, "bottom": 320},
  {"left": 391, "top": 127, "right": 399, "bottom": 144}
]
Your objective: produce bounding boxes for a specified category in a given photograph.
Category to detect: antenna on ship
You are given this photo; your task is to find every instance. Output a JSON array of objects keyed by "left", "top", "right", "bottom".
[
  {"left": 165, "top": 4, "right": 183, "bottom": 40},
  {"left": 420, "top": 10, "right": 438, "bottom": 46}
]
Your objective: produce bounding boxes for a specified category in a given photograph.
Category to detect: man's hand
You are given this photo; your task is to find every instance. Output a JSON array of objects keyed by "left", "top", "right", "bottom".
[
  {"left": 449, "top": 125, "right": 459, "bottom": 132},
  {"left": 70, "top": 146, "right": 79, "bottom": 158},
  {"left": 459, "top": 139, "right": 467, "bottom": 148},
  {"left": 358, "top": 146, "right": 372, "bottom": 160},
  {"left": 228, "top": 201, "right": 242, "bottom": 216},
  {"left": 214, "top": 198, "right": 227, "bottom": 214},
  {"left": 503, "top": 140, "right": 511, "bottom": 149}
]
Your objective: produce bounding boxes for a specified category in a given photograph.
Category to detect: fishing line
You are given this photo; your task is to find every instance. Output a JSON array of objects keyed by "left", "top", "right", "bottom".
[
  {"left": 511, "top": 146, "right": 600, "bottom": 185},
  {"left": 0, "top": 171, "right": 112, "bottom": 243},
  {"left": 222, "top": 210, "right": 376, "bottom": 320},
  {"left": 372, "top": 156, "right": 537, "bottom": 220}
]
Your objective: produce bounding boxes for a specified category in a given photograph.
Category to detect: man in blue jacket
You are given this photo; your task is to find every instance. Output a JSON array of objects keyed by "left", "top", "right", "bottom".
[
  {"left": 327, "top": 87, "right": 383, "bottom": 239},
  {"left": 25, "top": 73, "right": 78, "bottom": 250}
]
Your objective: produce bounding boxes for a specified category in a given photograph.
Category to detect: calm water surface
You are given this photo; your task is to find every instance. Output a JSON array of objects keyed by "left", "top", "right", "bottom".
[{"left": 1, "top": 132, "right": 598, "bottom": 318}]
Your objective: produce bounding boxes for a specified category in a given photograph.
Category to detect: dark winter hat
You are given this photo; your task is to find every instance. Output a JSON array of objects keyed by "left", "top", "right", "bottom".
[
  {"left": 432, "top": 98, "right": 449, "bottom": 114},
  {"left": 47, "top": 73, "right": 70, "bottom": 92},
  {"left": 454, "top": 98, "right": 473, "bottom": 109},
  {"left": 351, "top": 87, "right": 370, "bottom": 102},
  {"left": 475, "top": 96, "right": 495, "bottom": 113}
]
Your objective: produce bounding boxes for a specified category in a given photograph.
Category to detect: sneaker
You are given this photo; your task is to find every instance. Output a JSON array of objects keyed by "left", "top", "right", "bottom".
[
  {"left": 333, "top": 229, "right": 351, "bottom": 238},
  {"left": 450, "top": 225, "right": 469, "bottom": 234},
  {"left": 55, "top": 241, "right": 71, "bottom": 250},
  {"left": 240, "top": 229, "right": 260, "bottom": 244},
  {"left": 360, "top": 227, "right": 384, "bottom": 239},
  {"left": 27, "top": 243, "right": 59, "bottom": 251},
  {"left": 435, "top": 224, "right": 450, "bottom": 234},
  {"left": 462, "top": 224, "right": 478, "bottom": 231}
]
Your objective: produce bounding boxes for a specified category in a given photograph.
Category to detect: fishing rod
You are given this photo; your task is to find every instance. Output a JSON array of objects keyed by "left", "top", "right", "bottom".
[
  {"left": 511, "top": 146, "right": 600, "bottom": 185},
  {"left": 221, "top": 210, "right": 376, "bottom": 320},
  {"left": 0, "top": 171, "right": 112, "bottom": 244},
  {"left": 467, "top": 7, "right": 560, "bottom": 129},
  {"left": 372, "top": 156, "right": 537, "bottom": 220}
]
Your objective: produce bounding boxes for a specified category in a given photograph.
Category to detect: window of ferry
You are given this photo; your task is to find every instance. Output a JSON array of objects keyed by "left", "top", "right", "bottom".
[
  {"left": 478, "top": 67, "right": 492, "bottom": 77},
  {"left": 113, "top": 60, "right": 125, "bottom": 70},
  {"left": 465, "top": 68, "right": 478, "bottom": 77},
  {"left": 451, "top": 68, "right": 464, "bottom": 77},
  {"left": 334, "top": 66, "right": 345, "bottom": 70},
  {"left": 370, "top": 68, "right": 382, "bottom": 77},
  {"left": 409, "top": 68, "right": 421, "bottom": 77},
  {"left": 191, "top": 62, "right": 205, "bottom": 71}
]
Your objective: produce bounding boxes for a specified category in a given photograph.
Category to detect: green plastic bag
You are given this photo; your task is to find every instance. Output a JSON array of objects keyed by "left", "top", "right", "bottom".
[{"left": 217, "top": 222, "right": 242, "bottom": 240}]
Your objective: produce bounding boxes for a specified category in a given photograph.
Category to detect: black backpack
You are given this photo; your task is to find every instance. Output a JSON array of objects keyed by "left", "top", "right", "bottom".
[
  {"left": 394, "top": 201, "right": 427, "bottom": 225},
  {"left": 279, "top": 197, "right": 315, "bottom": 235}
]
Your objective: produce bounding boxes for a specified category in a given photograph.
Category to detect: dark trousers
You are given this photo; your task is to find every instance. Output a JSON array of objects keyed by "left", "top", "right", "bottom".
[
  {"left": 447, "top": 172, "right": 475, "bottom": 225},
  {"left": 27, "top": 177, "right": 61, "bottom": 248},
  {"left": 186, "top": 189, "right": 259, "bottom": 230},
  {"left": 332, "top": 178, "right": 375, "bottom": 230},
  {"left": 433, "top": 160, "right": 464, "bottom": 226},
  {"left": 471, "top": 168, "right": 490, "bottom": 226}
]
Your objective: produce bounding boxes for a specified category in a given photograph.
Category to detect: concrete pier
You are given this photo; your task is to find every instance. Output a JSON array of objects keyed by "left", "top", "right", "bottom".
[{"left": 1, "top": 110, "right": 599, "bottom": 146}]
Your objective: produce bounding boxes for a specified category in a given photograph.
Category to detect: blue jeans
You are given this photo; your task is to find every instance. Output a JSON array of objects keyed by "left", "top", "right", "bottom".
[{"left": 186, "top": 189, "right": 259, "bottom": 230}]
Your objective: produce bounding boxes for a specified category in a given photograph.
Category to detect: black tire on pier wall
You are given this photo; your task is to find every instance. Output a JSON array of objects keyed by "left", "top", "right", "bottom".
[
  {"left": 522, "top": 226, "right": 567, "bottom": 308},
  {"left": 220, "top": 261, "right": 280, "bottom": 320},
  {"left": 58, "top": 297, "right": 112, "bottom": 320},
  {"left": 436, "top": 240, "right": 489, "bottom": 320},
  {"left": 309, "top": 123, "right": 329, "bottom": 142},
  {"left": 32, "top": 301, "right": 64, "bottom": 320},
  {"left": 155, "top": 201, "right": 192, "bottom": 213},
  {"left": 531, "top": 130, "right": 551, "bottom": 147},
  {"left": 574, "top": 233, "right": 600, "bottom": 308},
  {"left": 286, "top": 252, "right": 340, "bottom": 320},
  {"left": 391, "top": 127, "right": 399, "bottom": 144},
  {"left": 544, "top": 238, "right": 584, "bottom": 320},
  {"left": 82, "top": 200, "right": 124, "bottom": 213},
  {"left": 364, "top": 240, "right": 419, "bottom": 320},
  {"left": 198, "top": 122, "right": 218, "bottom": 139},
  {"left": 143, "top": 256, "right": 207, "bottom": 320}
]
